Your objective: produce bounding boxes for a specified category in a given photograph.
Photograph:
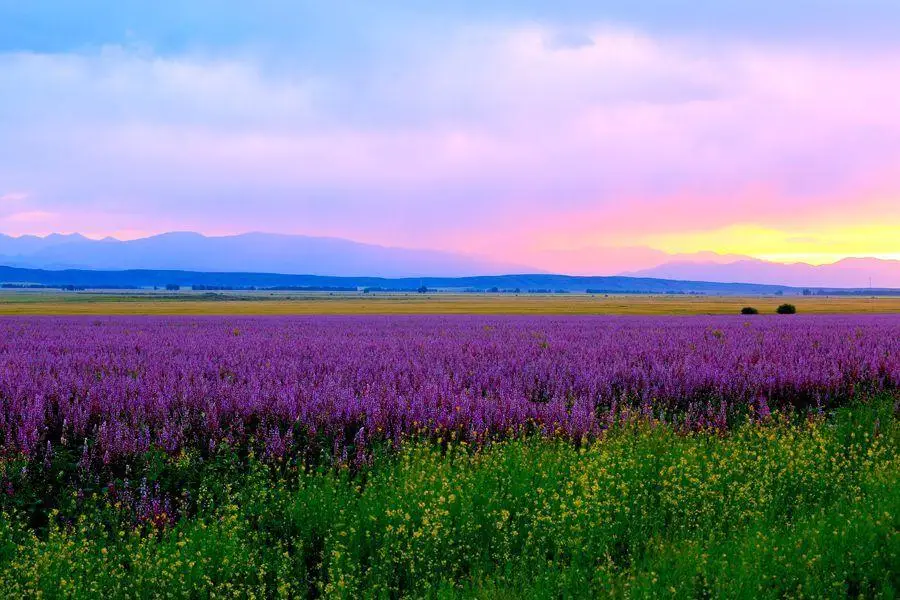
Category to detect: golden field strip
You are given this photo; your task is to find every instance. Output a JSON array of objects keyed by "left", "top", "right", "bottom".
[{"left": 0, "top": 292, "right": 898, "bottom": 315}]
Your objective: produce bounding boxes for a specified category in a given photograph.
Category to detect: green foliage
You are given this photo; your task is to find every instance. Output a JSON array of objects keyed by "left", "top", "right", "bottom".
[
  {"left": 0, "top": 399, "right": 897, "bottom": 598},
  {"left": 777, "top": 303, "right": 798, "bottom": 314},
  {"left": 740, "top": 306, "right": 759, "bottom": 315}
]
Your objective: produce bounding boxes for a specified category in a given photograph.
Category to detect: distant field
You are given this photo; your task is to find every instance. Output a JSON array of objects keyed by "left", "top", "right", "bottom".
[{"left": 0, "top": 291, "right": 898, "bottom": 314}]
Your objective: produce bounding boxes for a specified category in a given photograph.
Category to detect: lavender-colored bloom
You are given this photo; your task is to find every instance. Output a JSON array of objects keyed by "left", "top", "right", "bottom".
[{"left": 0, "top": 315, "right": 897, "bottom": 462}]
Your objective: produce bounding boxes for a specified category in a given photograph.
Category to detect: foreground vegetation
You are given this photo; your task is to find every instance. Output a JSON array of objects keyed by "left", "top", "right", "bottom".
[{"left": 1, "top": 398, "right": 896, "bottom": 598}]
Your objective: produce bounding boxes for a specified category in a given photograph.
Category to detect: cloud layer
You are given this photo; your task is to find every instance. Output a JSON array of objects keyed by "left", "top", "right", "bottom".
[{"left": 1, "top": 3, "right": 899, "bottom": 273}]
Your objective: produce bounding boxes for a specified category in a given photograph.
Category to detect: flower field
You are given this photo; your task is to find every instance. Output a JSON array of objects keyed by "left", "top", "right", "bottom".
[
  {"left": 2, "top": 315, "right": 899, "bottom": 461},
  {"left": 0, "top": 315, "right": 898, "bottom": 597}
]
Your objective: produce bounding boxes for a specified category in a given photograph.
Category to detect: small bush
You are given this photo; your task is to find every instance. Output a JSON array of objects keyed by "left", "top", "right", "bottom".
[
  {"left": 776, "top": 303, "right": 797, "bottom": 314},
  {"left": 740, "top": 307, "right": 759, "bottom": 315}
]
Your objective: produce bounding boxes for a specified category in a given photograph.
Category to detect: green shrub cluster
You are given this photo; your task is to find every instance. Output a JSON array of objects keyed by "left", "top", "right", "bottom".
[{"left": 0, "top": 399, "right": 897, "bottom": 599}]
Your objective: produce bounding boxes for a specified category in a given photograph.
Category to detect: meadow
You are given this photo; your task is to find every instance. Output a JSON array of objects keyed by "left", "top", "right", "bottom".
[
  {"left": 0, "top": 291, "right": 899, "bottom": 315},
  {"left": 0, "top": 315, "right": 897, "bottom": 597}
]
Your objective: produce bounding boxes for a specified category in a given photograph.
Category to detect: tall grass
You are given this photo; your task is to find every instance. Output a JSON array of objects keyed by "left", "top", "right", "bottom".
[{"left": 0, "top": 398, "right": 897, "bottom": 598}]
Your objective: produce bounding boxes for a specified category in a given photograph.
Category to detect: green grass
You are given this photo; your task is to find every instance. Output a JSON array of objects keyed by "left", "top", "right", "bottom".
[
  {"left": 0, "top": 399, "right": 897, "bottom": 598},
  {"left": 1, "top": 291, "right": 899, "bottom": 314}
]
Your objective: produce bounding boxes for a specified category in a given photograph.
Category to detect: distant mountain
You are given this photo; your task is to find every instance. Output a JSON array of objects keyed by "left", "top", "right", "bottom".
[
  {"left": 524, "top": 246, "right": 753, "bottom": 277},
  {"left": 0, "top": 233, "right": 91, "bottom": 256},
  {"left": 627, "top": 257, "right": 900, "bottom": 288},
  {"left": 2, "top": 232, "right": 897, "bottom": 288},
  {"left": 0, "top": 265, "right": 798, "bottom": 294},
  {"left": 0, "top": 232, "right": 531, "bottom": 278}
]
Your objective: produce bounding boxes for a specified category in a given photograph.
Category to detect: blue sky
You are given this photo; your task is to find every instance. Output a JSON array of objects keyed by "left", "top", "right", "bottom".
[
  {"left": 1, "top": 1, "right": 899, "bottom": 272},
  {"left": 4, "top": 1, "right": 899, "bottom": 53}
]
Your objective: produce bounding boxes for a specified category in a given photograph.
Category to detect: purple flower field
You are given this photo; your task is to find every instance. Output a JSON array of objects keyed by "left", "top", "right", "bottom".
[{"left": 1, "top": 315, "right": 898, "bottom": 462}]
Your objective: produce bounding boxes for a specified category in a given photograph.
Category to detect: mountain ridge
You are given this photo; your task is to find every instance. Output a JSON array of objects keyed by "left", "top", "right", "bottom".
[
  {"left": 1, "top": 232, "right": 897, "bottom": 287},
  {"left": 0, "top": 231, "right": 532, "bottom": 277},
  {"left": 0, "top": 264, "right": 806, "bottom": 294},
  {"left": 628, "top": 256, "right": 900, "bottom": 288}
]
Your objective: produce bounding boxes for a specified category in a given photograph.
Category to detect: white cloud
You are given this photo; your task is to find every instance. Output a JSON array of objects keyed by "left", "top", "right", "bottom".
[
  {"left": 0, "top": 192, "right": 29, "bottom": 203},
  {"left": 0, "top": 24, "right": 899, "bottom": 255}
]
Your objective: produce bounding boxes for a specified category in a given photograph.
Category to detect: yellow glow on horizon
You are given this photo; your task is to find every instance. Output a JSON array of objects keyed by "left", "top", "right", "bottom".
[{"left": 646, "top": 223, "right": 900, "bottom": 265}]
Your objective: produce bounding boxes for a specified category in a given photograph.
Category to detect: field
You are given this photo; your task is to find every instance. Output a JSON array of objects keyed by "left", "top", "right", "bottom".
[
  {"left": 0, "top": 290, "right": 899, "bottom": 315},
  {"left": 0, "top": 314, "right": 897, "bottom": 598}
]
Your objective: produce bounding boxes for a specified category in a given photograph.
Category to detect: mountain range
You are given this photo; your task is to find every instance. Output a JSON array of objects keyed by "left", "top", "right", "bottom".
[
  {"left": 629, "top": 257, "right": 900, "bottom": 288},
  {"left": 0, "top": 232, "right": 897, "bottom": 288},
  {"left": 0, "top": 232, "right": 527, "bottom": 278},
  {"left": 0, "top": 264, "right": 800, "bottom": 295}
]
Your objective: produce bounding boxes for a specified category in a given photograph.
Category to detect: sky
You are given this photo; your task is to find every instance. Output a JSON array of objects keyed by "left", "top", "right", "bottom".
[{"left": 1, "top": 0, "right": 899, "bottom": 274}]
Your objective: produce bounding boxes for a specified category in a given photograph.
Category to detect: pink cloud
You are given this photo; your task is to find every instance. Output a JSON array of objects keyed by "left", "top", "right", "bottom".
[
  {"left": 3, "top": 210, "right": 59, "bottom": 224},
  {"left": 1, "top": 26, "right": 899, "bottom": 267},
  {"left": 0, "top": 192, "right": 29, "bottom": 203}
]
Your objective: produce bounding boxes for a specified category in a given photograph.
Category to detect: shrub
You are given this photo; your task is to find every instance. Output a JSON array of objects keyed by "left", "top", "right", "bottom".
[
  {"left": 740, "top": 307, "right": 759, "bottom": 315},
  {"left": 776, "top": 303, "right": 797, "bottom": 314}
]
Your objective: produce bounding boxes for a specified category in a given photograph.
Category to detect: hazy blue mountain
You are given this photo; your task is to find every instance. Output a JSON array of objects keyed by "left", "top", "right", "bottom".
[
  {"left": 0, "top": 232, "right": 531, "bottom": 277},
  {"left": 627, "top": 257, "right": 900, "bottom": 288},
  {"left": 2, "top": 232, "right": 898, "bottom": 288},
  {"left": 0, "top": 233, "right": 89, "bottom": 256}
]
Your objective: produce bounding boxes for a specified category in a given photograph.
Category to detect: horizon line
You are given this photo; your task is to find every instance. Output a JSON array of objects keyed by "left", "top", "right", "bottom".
[{"left": 2, "top": 230, "right": 899, "bottom": 270}]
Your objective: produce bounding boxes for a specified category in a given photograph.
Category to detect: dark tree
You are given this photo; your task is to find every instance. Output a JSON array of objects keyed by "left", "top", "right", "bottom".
[
  {"left": 741, "top": 307, "right": 759, "bottom": 315},
  {"left": 776, "top": 303, "right": 797, "bottom": 314}
]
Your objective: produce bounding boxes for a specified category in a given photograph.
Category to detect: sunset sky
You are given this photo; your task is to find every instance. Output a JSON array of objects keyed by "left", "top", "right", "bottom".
[{"left": 1, "top": 1, "right": 899, "bottom": 274}]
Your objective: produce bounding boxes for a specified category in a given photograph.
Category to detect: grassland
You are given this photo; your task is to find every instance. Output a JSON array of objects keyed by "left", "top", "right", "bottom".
[
  {"left": 1, "top": 398, "right": 896, "bottom": 598},
  {"left": 1, "top": 298, "right": 897, "bottom": 597},
  {"left": 0, "top": 291, "right": 898, "bottom": 315}
]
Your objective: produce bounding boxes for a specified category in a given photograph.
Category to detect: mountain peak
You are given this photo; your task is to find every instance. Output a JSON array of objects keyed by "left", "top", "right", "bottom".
[
  {"left": 147, "top": 231, "right": 206, "bottom": 240},
  {"left": 0, "top": 231, "right": 528, "bottom": 277},
  {"left": 44, "top": 233, "right": 88, "bottom": 241},
  {"left": 630, "top": 256, "right": 900, "bottom": 288}
]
